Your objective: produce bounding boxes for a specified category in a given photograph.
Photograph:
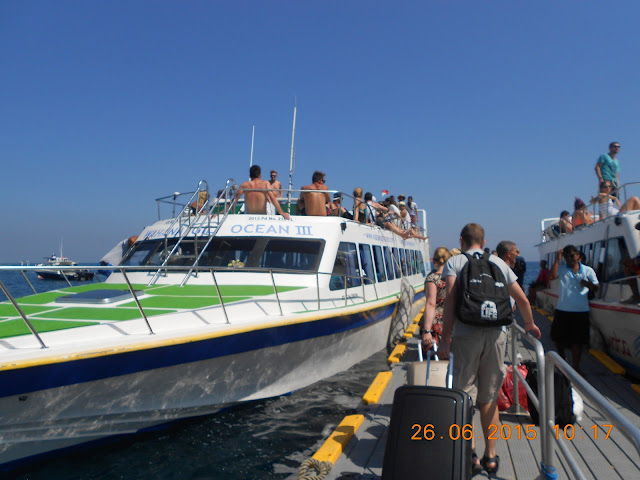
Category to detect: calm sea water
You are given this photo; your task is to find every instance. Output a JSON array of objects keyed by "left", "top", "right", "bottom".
[{"left": 1, "top": 262, "right": 540, "bottom": 479}]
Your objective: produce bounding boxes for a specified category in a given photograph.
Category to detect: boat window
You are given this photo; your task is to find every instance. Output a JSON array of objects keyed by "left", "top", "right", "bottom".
[
  {"left": 603, "top": 237, "right": 629, "bottom": 282},
  {"left": 258, "top": 239, "right": 323, "bottom": 271},
  {"left": 358, "top": 244, "right": 376, "bottom": 284},
  {"left": 122, "top": 237, "right": 323, "bottom": 272},
  {"left": 330, "top": 242, "right": 362, "bottom": 290},
  {"left": 419, "top": 251, "right": 426, "bottom": 275},
  {"left": 384, "top": 246, "right": 395, "bottom": 280},
  {"left": 582, "top": 243, "right": 593, "bottom": 267},
  {"left": 372, "top": 245, "right": 387, "bottom": 282},
  {"left": 392, "top": 248, "right": 402, "bottom": 278},
  {"left": 410, "top": 250, "right": 417, "bottom": 275},
  {"left": 121, "top": 240, "right": 162, "bottom": 266},
  {"left": 400, "top": 249, "right": 408, "bottom": 276},
  {"left": 203, "top": 238, "right": 257, "bottom": 268},
  {"left": 592, "top": 241, "right": 605, "bottom": 280}
]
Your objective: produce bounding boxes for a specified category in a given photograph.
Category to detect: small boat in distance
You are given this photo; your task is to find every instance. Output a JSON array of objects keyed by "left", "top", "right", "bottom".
[{"left": 35, "top": 253, "right": 94, "bottom": 281}]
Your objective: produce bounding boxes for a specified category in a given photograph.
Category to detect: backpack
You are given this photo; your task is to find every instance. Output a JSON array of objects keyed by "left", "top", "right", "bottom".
[
  {"left": 523, "top": 361, "right": 575, "bottom": 427},
  {"left": 455, "top": 252, "right": 514, "bottom": 327}
]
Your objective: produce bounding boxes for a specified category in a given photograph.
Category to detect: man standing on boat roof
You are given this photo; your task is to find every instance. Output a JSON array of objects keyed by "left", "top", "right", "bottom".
[
  {"left": 236, "top": 165, "right": 290, "bottom": 219},
  {"left": 549, "top": 245, "right": 599, "bottom": 374},
  {"left": 595, "top": 141, "right": 621, "bottom": 195},
  {"left": 438, "top": 223, "right": 541, "bottom": 476},
  {"left": 301, "top": 170, "right": 333, "bottom": 216}
]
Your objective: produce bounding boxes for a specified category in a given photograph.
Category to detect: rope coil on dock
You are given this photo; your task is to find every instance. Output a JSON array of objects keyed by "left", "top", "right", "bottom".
[{"left": 297, "top": 457, "right": 333, "bottom": 480}]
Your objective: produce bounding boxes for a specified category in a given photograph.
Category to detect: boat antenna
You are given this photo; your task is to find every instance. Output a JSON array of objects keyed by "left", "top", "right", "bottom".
[
  {"left": 249, "top": 125, "right": 255, "bottom": 167},
  {"left": 287, "top": 100, "right": 297, "bottom": 212}
]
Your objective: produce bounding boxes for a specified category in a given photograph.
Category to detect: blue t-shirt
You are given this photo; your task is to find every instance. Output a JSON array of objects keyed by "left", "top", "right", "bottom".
[
  {"left": 555, "top": 263, "right": 599, "bottom": 312},
  {"left": 597, "top": 153, "right": 619, "bottom": 183}
]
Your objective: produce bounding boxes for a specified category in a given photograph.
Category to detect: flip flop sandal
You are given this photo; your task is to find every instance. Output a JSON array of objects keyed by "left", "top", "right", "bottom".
[
  {"left": 481, "top": 455, "right": 500, "bottom": 478},
  {"left": 471, "top": 449, "right": 483, "bottom": 476}
]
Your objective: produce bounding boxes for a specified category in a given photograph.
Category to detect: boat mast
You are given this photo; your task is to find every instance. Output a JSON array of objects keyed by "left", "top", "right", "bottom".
[
  {"left": 287, "top": 102, "right": 297, "bottom": 212},
  {"left": 249, "top": 125, "right": 255, "bottom": 167}
]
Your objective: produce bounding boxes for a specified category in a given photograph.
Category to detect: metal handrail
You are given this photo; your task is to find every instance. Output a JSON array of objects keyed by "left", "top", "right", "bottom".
[
  {"left": 508, "top": 323, "right": 550, "bottom": 473},
  {"left": 180, "top": 179, "right": 239, "bottom": 286},
  {"left": 0, "top": 264, "right": 387, "bottom": 349},
  {"left": 148, "top": 179, "right": 211, "bottom": 285},
  {"left": 545, "top": 351, "right": 640, "bottom": 479}
]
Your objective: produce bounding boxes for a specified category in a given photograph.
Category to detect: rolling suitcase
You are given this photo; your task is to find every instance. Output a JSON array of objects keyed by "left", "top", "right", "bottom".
[{"left": 382, "top": 353, "right": 473, "bottom": 480}]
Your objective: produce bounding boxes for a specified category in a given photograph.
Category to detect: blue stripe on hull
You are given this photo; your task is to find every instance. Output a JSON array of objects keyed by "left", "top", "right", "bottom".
[{"left": 0, "top": 301, "right": 398, "bottom": 398}]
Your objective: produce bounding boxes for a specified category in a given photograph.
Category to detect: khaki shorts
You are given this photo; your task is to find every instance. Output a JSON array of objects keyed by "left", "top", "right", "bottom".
[{"left": 451, "top": 328, "right": 507, "bottom": 405}]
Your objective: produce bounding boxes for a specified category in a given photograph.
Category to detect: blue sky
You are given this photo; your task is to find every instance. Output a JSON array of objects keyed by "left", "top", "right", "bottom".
[{"left": 2, "top": 1, "right": 639, "bottom": 262}]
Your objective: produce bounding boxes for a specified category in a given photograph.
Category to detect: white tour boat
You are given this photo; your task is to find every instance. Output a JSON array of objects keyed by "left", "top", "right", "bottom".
[
  {"left": 0, "top": 179, "right": 430, "bottom": 468},
  {"left": 535, "top": 182, "right": 640, "bottom": 377},
  {"left": 35, "top": 253, "right": 94, "bottom": 281}
]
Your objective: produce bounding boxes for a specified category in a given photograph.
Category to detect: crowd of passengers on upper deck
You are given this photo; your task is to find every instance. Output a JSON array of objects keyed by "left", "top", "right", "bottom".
[
  {"left": 202, "top": 166, "right": 426, "bottom": 241},
  {"left": 552, "top": 142, "right": 640, "bottom": 235}
]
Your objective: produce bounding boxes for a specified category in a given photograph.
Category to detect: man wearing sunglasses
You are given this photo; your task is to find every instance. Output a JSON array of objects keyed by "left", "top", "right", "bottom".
[
  {"left": 549, "top": 245, "right": 599, "bottom": 374},
  {"left": 595, "top": 142, "right": 621, "bottom": 195}
]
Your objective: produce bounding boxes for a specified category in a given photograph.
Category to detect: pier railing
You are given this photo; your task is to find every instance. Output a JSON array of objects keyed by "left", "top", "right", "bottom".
[
  {"left": 0, "top": 264, "right": 406, "bottom": 349},
  {"left": 544, "top": 352, "right": 640, "bottom": 480},
  {"left": 509, "top": 322, "right": 640, "bottom": 479}
]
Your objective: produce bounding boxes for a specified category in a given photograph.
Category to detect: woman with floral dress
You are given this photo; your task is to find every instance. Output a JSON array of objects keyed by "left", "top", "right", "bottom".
[{"left": 420, "top": 246, "right": 451, "bottom": 350}]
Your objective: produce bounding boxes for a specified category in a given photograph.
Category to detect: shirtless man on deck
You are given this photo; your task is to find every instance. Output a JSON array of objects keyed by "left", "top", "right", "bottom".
[
  {"left": 301, "top": 171, "right": 333, "bottom": 216},
  {"left": 269, "top": 170, "right": 283, "bottom": 198},
  {"left": 236, "top": 165, "right": 290, "bottom": 219}
]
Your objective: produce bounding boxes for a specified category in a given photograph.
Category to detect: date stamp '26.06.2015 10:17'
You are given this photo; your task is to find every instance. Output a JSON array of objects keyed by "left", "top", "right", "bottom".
[{"left": 410, "top": 423, "right": 614, "bottom": 441}]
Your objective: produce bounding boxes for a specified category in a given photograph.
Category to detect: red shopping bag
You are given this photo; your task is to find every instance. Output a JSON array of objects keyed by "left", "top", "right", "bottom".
[{"left": 497, "top": 365, "right": 528, "bottom": 411}]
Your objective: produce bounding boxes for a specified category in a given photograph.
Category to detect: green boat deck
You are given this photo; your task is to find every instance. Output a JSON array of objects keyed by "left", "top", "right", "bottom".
[{"left": 0, "top": 282, "right": 303, "bottom": 339}]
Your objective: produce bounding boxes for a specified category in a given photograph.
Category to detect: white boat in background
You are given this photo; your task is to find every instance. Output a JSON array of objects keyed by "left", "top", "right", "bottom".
[
  {"left": 35, "top": 253, "right": 94, "bottom": 281},
  {"left": 0, "top": 179, "right": 430, "bottom": 468},
  {"left": 535, "top": 182, "right": 640, "bottom": 377}
]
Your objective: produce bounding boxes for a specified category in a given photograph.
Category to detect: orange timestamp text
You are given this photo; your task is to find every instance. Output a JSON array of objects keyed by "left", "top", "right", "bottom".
[{"left": 410, "top": 423, "right": 614, "bottom": 441}]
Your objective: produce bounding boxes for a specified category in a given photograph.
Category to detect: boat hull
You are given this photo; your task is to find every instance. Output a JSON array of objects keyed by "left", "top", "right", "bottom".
[{"left": 0, "top": 298, "right": 405, "bottom": 466}]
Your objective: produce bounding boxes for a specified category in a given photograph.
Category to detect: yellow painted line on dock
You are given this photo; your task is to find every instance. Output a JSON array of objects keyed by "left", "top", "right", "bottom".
[
  {"left": 413, "top": 312, "right": 422, "bottom": 324},
  {"left": 590, "top": 349, "right": 626, "bottom": 375},
  {"left": 312, "top": 414, "right": 365, "bottom": 464},
  {"left": 403, "top": 324, "right": 418, "bottom": 339},
  {"left": 363, "top": 371, "right": 393, "bottom": 405},
  {"left": 420, "top": 306, "right": 425, "bottom": 313},
  {"left": 632, "top": 385, "right": 640, "bottom": 396},
  {"left": 388, "top": 342, "right": 407, "bottom": 364}
]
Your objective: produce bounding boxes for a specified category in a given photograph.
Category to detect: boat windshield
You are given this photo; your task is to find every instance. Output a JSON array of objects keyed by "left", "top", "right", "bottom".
[{"left": 121, "top": 237, "right": 324, "bottom": 272}]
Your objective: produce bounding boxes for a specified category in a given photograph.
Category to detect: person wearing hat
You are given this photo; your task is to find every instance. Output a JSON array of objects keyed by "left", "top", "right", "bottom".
[
  {"left": 328, "top": 192, "right": 353, "bottom": 219},
  {"left": 398, "top": 201, "right": 411, "bottom": 228}
]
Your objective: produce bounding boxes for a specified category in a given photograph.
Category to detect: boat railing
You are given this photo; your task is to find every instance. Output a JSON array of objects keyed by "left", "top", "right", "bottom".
[
  {"left": 540, "top": 181, "right": 640, "bottom": 244},
  {"left": 543, "top": 351, "right": 640, "bottom": 479},
  {"left": 0, "top": 263, "right": 387, "bottom": 349},
  {"left": 599, "top": 272, "right": 640, "bottom": 302},
  {"left": 149, "top": 179, "right": 238, "bottom": 287}
]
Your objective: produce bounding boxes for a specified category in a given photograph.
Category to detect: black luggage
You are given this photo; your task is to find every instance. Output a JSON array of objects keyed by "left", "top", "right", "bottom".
[
  {"left": 382, "top": 355, "right": 473, "bottom": 480},
  {"left": 523, "top": 360, "right": 575, "bottom": 428}
]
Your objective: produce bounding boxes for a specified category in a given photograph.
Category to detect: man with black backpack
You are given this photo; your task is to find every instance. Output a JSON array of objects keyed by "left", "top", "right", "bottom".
[{"left": 438, "top": 223, "right": 541, "bottom": 477}]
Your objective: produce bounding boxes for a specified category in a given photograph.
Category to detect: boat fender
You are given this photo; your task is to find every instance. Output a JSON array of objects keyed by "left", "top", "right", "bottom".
[{"left": 297, "top": 457, "right": 332, "bottom": 480}]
